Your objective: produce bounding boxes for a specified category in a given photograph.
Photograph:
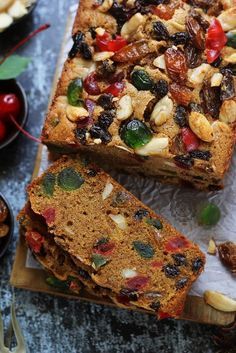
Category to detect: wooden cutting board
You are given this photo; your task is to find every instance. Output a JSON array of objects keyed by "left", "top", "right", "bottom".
[{"left": 10, "top": 8, "right": 236, "bottom": 327}]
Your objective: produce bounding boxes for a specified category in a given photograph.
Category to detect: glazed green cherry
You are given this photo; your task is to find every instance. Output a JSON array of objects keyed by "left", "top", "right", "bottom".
[
  {"left": 226, "top": 32, "right": 236, "bottom": 49},
  {"left": 197, "top": 203, "right": 221, "bottom": 226},
  {"left": 120, "top": 119, "right": 152, "bottom": 149},
  {"left": 131, "top": 70, "right": 154, "bottom": 91},
  {"left": 67, "top": 78, "right": 83, "bottom": 106}
]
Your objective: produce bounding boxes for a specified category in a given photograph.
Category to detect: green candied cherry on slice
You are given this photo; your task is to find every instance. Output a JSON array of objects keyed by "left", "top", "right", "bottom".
[
  {"left": 197, "top": 203, "right": 221, "bottom": 226},
  {"left": 57, "top": 167, "right": 84, "bottom": 191},
  {"left": 226, "top": 32, "right": 236, "bottom": 49},
  {"left": 67, "top": 78, "right": 84, "bottom": 106},
  {"left": 42, "top": 172, "right": 56, "bottom": 196},
  {"left": 120, "top": 119, "right": 152, "bottom": 149},
  {"left": 91, "top": 254, "right": 108, "bottom": 270},
  {"left": 146, "top": 218, "right": 163, "bottom": 230},
  {"left": 131, "top": 69, "right": 154, "bottom": 91},
  {"left": 133, "top": 241, "right": 155, "bottom": 259},
  {"left": 46, "top": 276, "right": 70, "bottom": 290}
]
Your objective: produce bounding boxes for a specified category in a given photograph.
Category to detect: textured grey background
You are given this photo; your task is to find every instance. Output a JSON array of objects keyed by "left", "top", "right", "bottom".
[{"left": 0, "top": 1, "right": 221, "bottom": 352}]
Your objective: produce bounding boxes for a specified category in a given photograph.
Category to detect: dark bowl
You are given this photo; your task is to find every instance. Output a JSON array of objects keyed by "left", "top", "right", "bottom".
[
  {"left": 0, "top": 79, "right": 28, "bottom": 150},
  {"left": 0, "top": 193, "right": 14, "bottom": 259}
]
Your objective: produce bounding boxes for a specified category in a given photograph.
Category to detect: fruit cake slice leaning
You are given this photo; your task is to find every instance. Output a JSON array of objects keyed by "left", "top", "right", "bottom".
[
  {"left": 42, "top": 0, "right": 236, "bottom": 190},
  {"left": 26, "top": 155, "right": 205, "bottom": 319}
]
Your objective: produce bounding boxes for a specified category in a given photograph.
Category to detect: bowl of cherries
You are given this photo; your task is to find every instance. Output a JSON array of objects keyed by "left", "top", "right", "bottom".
[{"left": 0, "top": 79, "right": 28, "bottom": 149}]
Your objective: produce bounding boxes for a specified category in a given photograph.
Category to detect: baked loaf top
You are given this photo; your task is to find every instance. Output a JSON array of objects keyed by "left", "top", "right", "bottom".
[
  {"left": 27, "top": 155, "right": 205, "bottom": 318},
  {"left": 42, "top": 0, "right": 236, "bottom": 183}
]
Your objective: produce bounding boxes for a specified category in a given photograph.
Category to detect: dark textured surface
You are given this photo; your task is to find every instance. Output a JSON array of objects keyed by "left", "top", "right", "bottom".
[{"left": 0, "top": 1, "right": 219, "bottom": 352}]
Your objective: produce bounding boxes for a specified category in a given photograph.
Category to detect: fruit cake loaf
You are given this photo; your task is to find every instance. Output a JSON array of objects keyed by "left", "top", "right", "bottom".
[
  {"left": 42, "top": 0, "right": 236, "bottom": 190},
  {"left": 26, "top": 155, "right": 205, "bottom": 318}
]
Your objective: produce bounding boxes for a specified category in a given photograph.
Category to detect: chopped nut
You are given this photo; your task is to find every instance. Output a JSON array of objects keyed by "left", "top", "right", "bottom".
[
  {"left": 217, "top": 7, "right": 236, "bottom": 31},
  {"left": 135, "top": 136, "right": 169, "bottom": 156},
  {"left": 66, "top": 106, "right": 89, "bottom": 122},
  {"left": 218, "top": 241, "right": 236, "bottom": 274},
  {"left": 121, "top": 13, "right": 146, "bottom": 40},
  {"left": 95, "top": 27, "right": 106, "bottom": 36},
  {"left": 98, "top": 0, "right": 114, "bottom": 13},
  {"left": 211, "top": 73, "right": 223, "bottom": 87},
  {"left": 219, "top": 100, "right": 236, "bottom": 124},
  {"left": 0, "top": 224, "right": 9, "bottom": 238},
  {"left": 207, "top": 238, "right": 217, "bottom": 255},
  {"left": 168, "top": 20, "right": 185, "bottom": 31},
  {"left": 150, "top": 95, "right": 173, "bottom": 126},
  {"left": 189, "top": 111, "right": 214, "bottom": 142},
  {"left": 93, "top": 138, "right": 102, "bottom": 144},
  {"left": 122, "top": 268, "right": 137, "bottom": 279},
  {"left": 102, "top": 182, "right": 114, "bottom": 200},
  {"left": 153, "top": 55, "right": 166, "bottom": 70},
  {"left": 8, "top": 1, "right": 27, "bottom": 19},
  {"left": 204, "top": 291, "right": 236, "bottom": 312},
  {"left": 109, "top": 214, "right": 127, "bottom": 230},
  {"left": 116, "top": 95, "right": 133, "bottom": 121},
  {"left": 188, "top": 64, "right": 211, "bottom": 85},
  {"left": 93, "top": 51, "right": 114, "bottom": 61}
]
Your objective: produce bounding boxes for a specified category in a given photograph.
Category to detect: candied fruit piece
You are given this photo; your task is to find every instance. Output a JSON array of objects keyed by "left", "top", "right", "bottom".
[
  {"left": 91, "top": 253, "right": 108, "bottom": 270},
  {"left": 58, "top": 167, "right": 84, "bottom": 191},
  {"left": 126, "top": 275, "right": 149, "bottom": 290},
  {"left": 120, "top": 119, "right": 152, "bottom": 149},
  {"left": 197, "top": 203, "right": 221, "bottom": 226},
  {"left": 163, "top": 264, "right": 180, "bottom": 278},
  {"left": 165, "top": 236, "right": 191, "bottom": 252},
  {"left": 133, "top": 241, "right": 155, "bottom": 259},
  {"left": 42, "top": 173, "right": 56, "bottom": 197}
]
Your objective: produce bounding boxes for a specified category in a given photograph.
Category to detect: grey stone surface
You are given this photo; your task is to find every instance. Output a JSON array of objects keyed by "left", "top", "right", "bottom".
[{"left": 0, "top": 1, "right": 219, "bottom": 352}]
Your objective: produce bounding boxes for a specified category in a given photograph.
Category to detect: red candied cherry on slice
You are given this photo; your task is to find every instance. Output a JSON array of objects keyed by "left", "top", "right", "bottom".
[
  {"left": 151, "top": 260, "right": 163, "bottom": 269},
  {"left": 165, "top": 236, "right": 191, "bottom": 252},
  {"left": 0, "top": 121, "right": 7, "bottom": 142},
  {"left": 84, "top": 72, "right": 101, "bottom": 95},
  {"left": 93, "top": 237, "right": 115, "bottom": 256},
  {"left": 25, "top": 231, "right": 44, "bottom": 254},
  {"left": 42, "top": 207, "right": 56, "bottom": 225},
  {"left": 126, "top": 275, "right": 149, "bottom": 290},
  {"left": 116, "top": 288, "right": 139, "bottom": 306},
  {"left": 107, "top": 36, "right": 127, "bottom": 52},
  {"left": 96, "top": 31, "right": 110, "bottom": 51},
  {"left": 103, "top": 81, "right": 125, "bottom": 97},
  {"left": 181, "top": 127, "right": 200, "bottom": 152},
  {"left": 0, "top": 94, "right": 21, "bottom": 121}
]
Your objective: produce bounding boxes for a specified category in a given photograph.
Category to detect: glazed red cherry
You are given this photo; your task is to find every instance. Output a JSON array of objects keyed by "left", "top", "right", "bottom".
[
  {"left": 0, "top": 121, "right": 7, "bottom": 142},
  {"left": 0, "top": 94, "right": 21, "bottom": 121}
]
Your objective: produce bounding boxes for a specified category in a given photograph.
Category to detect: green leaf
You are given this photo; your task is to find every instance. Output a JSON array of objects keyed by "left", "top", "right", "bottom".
[
  {"left": 133, "top": 241, "right": 155, "bottom": 259},
  {"left": 0, "top": 55, "right": 31, "bottom": 80}
]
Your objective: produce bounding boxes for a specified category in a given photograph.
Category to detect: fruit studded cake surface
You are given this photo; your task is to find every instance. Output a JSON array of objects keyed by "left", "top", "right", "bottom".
[
  {"left": 42, "top": 0, "right": 236, "bottom": 190},
  {"left": 20, "top": 155, "right": 205, "bottom": 319}
]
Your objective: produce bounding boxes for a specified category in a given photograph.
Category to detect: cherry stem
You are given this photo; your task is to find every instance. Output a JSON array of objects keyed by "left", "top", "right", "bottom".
[
  {"left": 9, "top": 114, "right": 41, "bottom": 143},
  {"left": 0, "top": 24, "right": 50, "bottom": 66}
]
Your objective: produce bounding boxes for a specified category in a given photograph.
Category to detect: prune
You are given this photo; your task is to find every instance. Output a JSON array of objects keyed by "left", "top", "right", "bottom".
[
  {"left": 90, "top": 125, "right": 112, "bottom": 144},
  {"left": 220, "top": 72, "right": 235, "bottom": 101},
  {"left": 151, "top": 80, "right": 168, "bottom": 100},
  {"left": 75, "top": 127, "right": 87, "bottom": 145},
  {"left": 192, "top": 258, "right": 204, "bottom": 273},
  {"left": 97, "top": 94, "right": 114, "bottom": 110},
  {"left": 163, "top": 264, "right": 180, "bottom": 278},
  {"left": 200, "top": 83, "right": 221, "bottom": 118},
  {"left": 174, "top": 106, "right": 188, "bottom": 127},
  {"left": 170, "top": 83, "right": 192, "bottom": 106},
  {"left": 174, "top": 155, "right": 194, "bottom": 169},
  {"left": 189, "top": 150, "right": 212, "bottom": 161},
  {"left": 150, "top": 301, "right": 161, "bottom": 311},
  {"left": 172, "top": 254, "right": 187, "bottom": 266},
  {"left": 98, "top": 111, "right": 115, "bottom": 129},
  {"left": 96, "top": 60, "right": 116, "bottom": 79},
  {"left": 176, "top": 278, "right": 188, "bottom": 289},
  {"left": 170, "top": 32, "right": 190, "bottom": 45},
  {"left": 152, "top": 21, "right": 169, "bottom": 41},
  {"left": 164, "top": 48, "right": 187, "bottom": 82},
  {"left": 184, "top": 44, "right": 202, "bottom": 69},
  {"left": 134, "top": 209, "right": 150, "bottom": 220}
]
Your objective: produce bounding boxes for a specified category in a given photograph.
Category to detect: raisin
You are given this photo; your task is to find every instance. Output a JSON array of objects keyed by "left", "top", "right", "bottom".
[
  {"left": 170, "top": 83, "right": 192, "bottom": 106},
  {"left": 98, "top": 111, "right": 115, "bottom": 129},
  {"left": 80, "top": 42, "right": 93, "bottom": 60},
  {"left": 119, "top": 288, "right": 138, "bottom": 301},
  {"left": 189, "top": 150, "right": 212, "bottom": 161},
  {"left": 174, "top": 106, "right": 188, "bottom": 127},
  {"left": 96, "top": 60, "right": 117, "bottom": 79},
  {"left": 78, "top": 268, "right": 90, "bottom": 280},
  {"left": 170, "top": 32, "right": 190, "bottom": 45},
  {"left": 109, "top": 0, "right": 134, "bottom": 30},
  {"left": 220, "top": 72, "right": 235, "bottom": 101},
  {"left": 152, "top": 21, "right": 169, "bottom": 41},
  {"left": 165, "top": 48, "right": 187, "bottom": 82},
  {"left": 184, "top": 44, "right": 202, "bottom": 69},
  {"left": 97, "top": 94, "right": 114, "bottom": 110},
  {"left": 172, "top": 254, "right": 187, "bottom": 266},
  {"left": 192, "top": 258, "right": 204, "bottom": 273},
  {"left": 90, "top": 125, "right": 112, "bottom": 144},
  {"left": 134, "top": 209, "right": 150, "bottom": 220},
  {"left": 200, "top": 83, "right": 221, "bottom": 118},
  {"left": 150, "top": 80, "right": 168, "bottom": 100},
  {"left": 87, "top": 169, "right": 97, "bottom": 177},
  {"left": 69, "top": 31, "right": 92, "bottom": 60},
  {"left": 150, "top": 301, "right": 161, "bottom": 311},
  {"left": 89, "top": 27, "right": 96, "bottom": 39},
  {"left": 163, "top": 264, "right": 180, "bottom": 278},
  {"left": 176, "top": 278, "right": 188, "bottom": 289},
  {"left": 189, "top": 102, "right": 203, "bottom": 113},
  {"left": 174, "top": 155, "right": 194, "bottom": 169},
  {"left": 211, "top": 56, "right": 222, "bottom": 68},
  {"left": 186, "top": 16, "right": 205, "bottom": 50},
  {"left": 220, "top": 66, "right": 234, "bottom": 76},
  {"left": 191, "top": 9, "right": 210, "bottom": 30},
  {"left": 75, "top": 127, "right": 87, "bottom": 145}
]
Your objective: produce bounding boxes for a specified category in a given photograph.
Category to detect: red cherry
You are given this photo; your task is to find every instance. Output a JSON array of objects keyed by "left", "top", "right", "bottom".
[
  {"left": 181, "top": 127, "right": 200, "bottom": 152},
  {"left": 0, "top": 94, "right": 21, "bottom": 121},
  {"left": 0, "top": 120, "right": 7, "bottom": 141}
]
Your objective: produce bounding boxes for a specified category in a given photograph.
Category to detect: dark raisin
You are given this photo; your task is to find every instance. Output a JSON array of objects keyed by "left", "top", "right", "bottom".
[
  {"left": 98, "top": 111, "right": 115, "bottom": 129},
  {"left": 119, "top": 288, "right": 138, "bottom": 301},
  {"left": 189, "top": 150, "right": 212, "bottom": 161},
  {"left": 75, "top": 127, "right": 87, "bottom": 144},
  {"left": 111, "top": 192, "right": 129, "bottom": 206},
  {"left": 200, "top": 83, "right": 221, "bottom": 118},
  {"left": 174, "top": 155, "right": 194, "bottom": 169},
  {"left": 134, "top": 209, "right": 150, "bottom": 221},
  {"left": 170, "top": 32, "right": 190, "bottom": 45},
  {"left": 172, "top": 254, "right": 187, "bottom": 266},
  {"left": 69, "top": 31, "right": 92, "bottom": 60},
  {"left": 189, "top": 102, "right": 203, "bottom": 113},
  {"left": 192, "top": 258, "right": 204, "bottom": 273},
  {"left": 109, "top": 0, "right": 133, "bottom": 30},
  {"left": 89, "top": 125, "right": 112, "bottom": 144},
  {"left": 77, "top": 268, "right": 90, "bottom": 280},
  {"left": 150, "top": 80, "right": 168, "bottom": 100},
  {"left": 184, "top": 44, "right": 202, "bottom": 69},
  {"left": 176, "top": 278, "right": 188, "bottom": 289},
  {"left": 163, "top": 264, "right": 180, "bottom": 278},
  {"left": 89, "top": 27, "right": 97, "bottom": 39},
  {"left": 191, "top": 9, "right": 210, "bottom": 30},
  {"left": 211, "top": 56, "right": 222, "bottom": 68},
  {"left": 186, "top": 16, "right": 205, "bottom": 50},
  {"left": 220, "top": 66, "right": 234, "bottom": 75},
  {"left": 174, "top": 106, "right": 187, "bottom": 127},
  {"left": 87, "top": 169, "right": 97, "bottom": 177},
  {"left": 97, "top": 94, "right": 114, "bottom": 110},
  {"left": 96, "top": 60, "right": 117, "bottom": 79},
  {"left": 153, "top": 21, "right": 170, "bottom": 41},
  {"left": 80, "top": 42, "right": 93, "bottom": 60},
  {"left": 220, "top": 72, "right": 235, "bottom": 101},
  {"left": 150, "top": 301, "right": 161, "bottom": 311}
]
